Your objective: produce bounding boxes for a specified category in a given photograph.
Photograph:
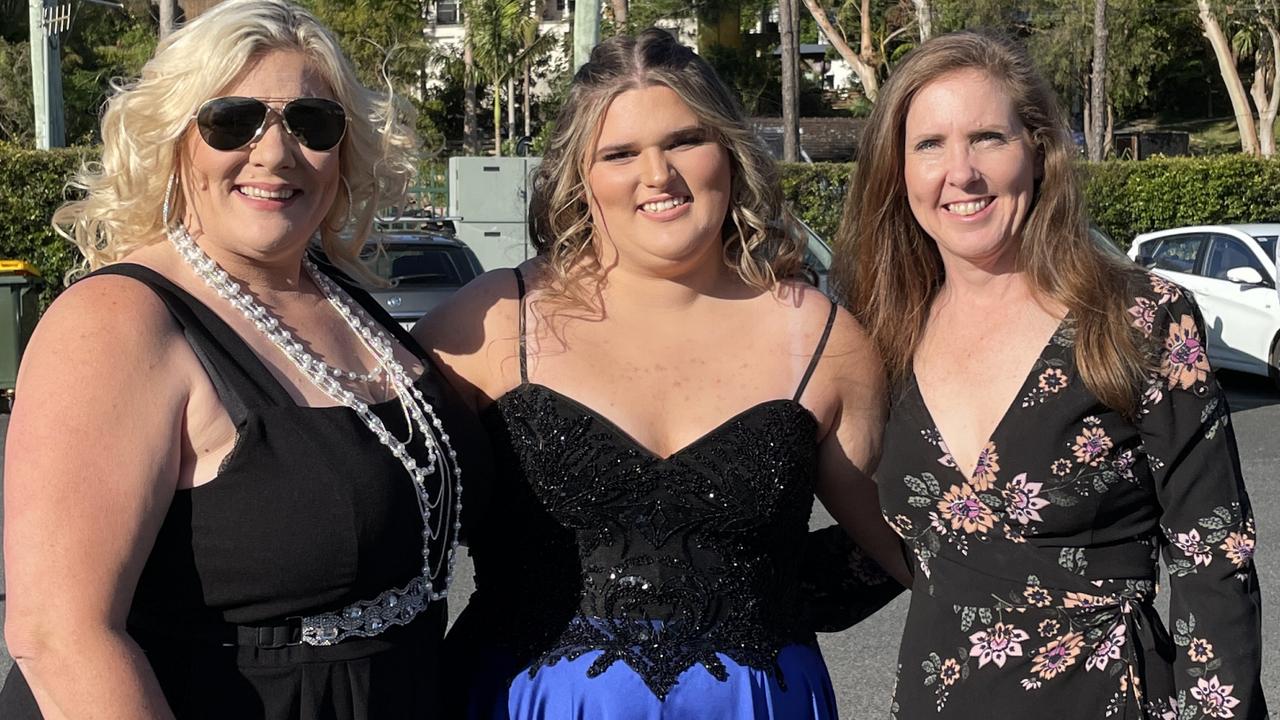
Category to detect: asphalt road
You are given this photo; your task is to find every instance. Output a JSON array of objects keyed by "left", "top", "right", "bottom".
[{"left": 0, "top": 370, "right": 1276, "bottom": 718}]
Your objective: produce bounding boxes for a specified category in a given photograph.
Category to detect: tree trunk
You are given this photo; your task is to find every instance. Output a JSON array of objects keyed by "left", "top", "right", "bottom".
[
  {"left": 523, "top": 62, "right": 532, "bottom": 137},
  {"left": 609, "top": 0, "right": 626, "bottom": 27},
  {"left": 779, "top": 0, "right": 800, "bottom": 161},
  {"left": 463, "top": 37, "right": 478, "bottom": 154},
  {"left": 1197, "top": 0, "right": 1260, "bottom": 155},
  {"left": 799, "top": 0, "right": 878, "bottom": 101},
  {"left": 911, "top": 0, "right": 932, "bottom": 42},
  {"left": 159, "top": 0, "right": 177, "bottom": 39},
  {"left": 507, "top": 70, "right": 516, "bottom": 147},
  {"left": 1104, "top": 104, "right": 1114, "bottom": 157},
  {"left": 493, "top": 82, "right": 503, "bottom": 156},
  {"left": 1251, "top": 5, "right": 1280, "bottom": 157},
  {"left": 1087, "top": 0, "right": 1107, "bottom": 162}
]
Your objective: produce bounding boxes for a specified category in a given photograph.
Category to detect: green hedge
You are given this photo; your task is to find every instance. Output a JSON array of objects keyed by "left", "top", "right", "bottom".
[
  {"left": 782, "top": 156, "right": 1280, "bottom": 250},
  {"left": 5, "top": 146, "right": 1280, "bottom": 311},
  {"left": 0, "top": 143, "right": 92, "bottom": 308}
]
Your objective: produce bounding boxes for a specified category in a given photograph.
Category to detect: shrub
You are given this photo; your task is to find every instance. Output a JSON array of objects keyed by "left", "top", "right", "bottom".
[{"left": 0, "top": 143, "right": 91, "bottom": 308}]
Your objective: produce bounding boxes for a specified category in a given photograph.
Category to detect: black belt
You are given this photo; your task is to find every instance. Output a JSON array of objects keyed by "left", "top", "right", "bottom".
[
  {"left": 234, "top": 617, "right": 304, "bottom": 649},
  {"left": 130, "top": 616, "right": 306, "bottom": 650}
]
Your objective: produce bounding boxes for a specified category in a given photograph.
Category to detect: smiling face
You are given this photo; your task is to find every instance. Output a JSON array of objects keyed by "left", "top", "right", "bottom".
[
  {"left": 903, "top": 69, "right": 1039, "bottom": 272},
  {"left": 586, "top": 84, "right": 732, "bottom": 276},
  {"left": 181, "top": 50, "right": 342, "bottom": 264}
]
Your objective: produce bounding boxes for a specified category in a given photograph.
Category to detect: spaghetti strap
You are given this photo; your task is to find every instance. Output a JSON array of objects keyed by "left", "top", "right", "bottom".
[
  {"left": 84, "top": 263, "right": 296, "bottom": 421},
  {"left": 793, "top": 301, "right": 838, "bottom": 403},
  {"left": 513, "top": 267, "right": 528, "bottom": 383}
]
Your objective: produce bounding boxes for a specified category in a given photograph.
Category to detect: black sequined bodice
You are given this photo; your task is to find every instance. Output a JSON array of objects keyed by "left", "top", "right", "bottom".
[{"left": 470, "top": 382, "right": 821, "bottom": 699}]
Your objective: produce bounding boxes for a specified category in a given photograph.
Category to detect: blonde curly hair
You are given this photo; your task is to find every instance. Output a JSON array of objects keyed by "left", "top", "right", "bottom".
[
  {"left": 527, "top": 28, "right": 805, "bottom": 299},
  {"left": 54, "top": 0, "right": 418, "bottom": 283}
]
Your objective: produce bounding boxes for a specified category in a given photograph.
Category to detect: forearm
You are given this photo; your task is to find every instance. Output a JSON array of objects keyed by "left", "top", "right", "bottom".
[
  {"left": 12, "top": 627, "right": 176, "bottom": 720},
  {"left": 820, "top": 485, "right": 913, "bottom": 587}
]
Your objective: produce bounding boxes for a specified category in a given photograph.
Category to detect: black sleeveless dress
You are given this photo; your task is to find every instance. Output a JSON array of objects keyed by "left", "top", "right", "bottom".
[
  {"left": 0, "top": 262, "right": 489, "bottom": 720},
  {"left": 443, "top": 269, "right": 902, "bottom": 718}
]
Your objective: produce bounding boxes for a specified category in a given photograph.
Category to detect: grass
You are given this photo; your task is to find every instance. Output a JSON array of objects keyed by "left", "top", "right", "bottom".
[{"left": 1125, "top": 115, "right": 1280, "bottom": 156}]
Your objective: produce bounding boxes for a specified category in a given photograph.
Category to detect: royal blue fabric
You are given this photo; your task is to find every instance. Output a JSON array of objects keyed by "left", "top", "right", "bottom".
[{"left": 465, "top": 642, "right": 838, "bottom": 720}]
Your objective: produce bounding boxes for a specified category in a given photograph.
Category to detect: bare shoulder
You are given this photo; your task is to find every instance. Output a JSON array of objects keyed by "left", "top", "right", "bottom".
[
  {"left": 413, "top": 265, "right": 525, "bottom": 356},
  {"left": 10, "top": 269, "right": 191, "bottom": 455},
  {"left": 24, "top": 271, "right": 183, "bottom": 384}
]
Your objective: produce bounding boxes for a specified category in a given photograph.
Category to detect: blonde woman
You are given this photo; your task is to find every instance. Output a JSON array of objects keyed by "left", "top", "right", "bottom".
[
  {"left": 0, "top": 2, "right": 482, "bottom": 718},
  {"left": 835, "top": 32, "right": 1266, "bottom": 718},
  {"left": 418, "top": 28, "right": 909, "bottom": 720}
]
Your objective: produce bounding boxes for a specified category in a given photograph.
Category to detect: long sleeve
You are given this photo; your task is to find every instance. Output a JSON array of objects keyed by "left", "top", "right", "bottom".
[
  {"left": 797, "top": 524, "right": 906, "bottom": 633},
  {"left": 1136, "top": 280, "right": 1267, "bottom": 720}
]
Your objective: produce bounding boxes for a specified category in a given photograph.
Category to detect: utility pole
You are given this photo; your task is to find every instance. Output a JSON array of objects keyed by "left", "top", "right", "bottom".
[
  {"left": 28, "top": 0, "right": 67, "bottom": 149},
  {"left": 573, "top": 0, "right": 599, "bottom": 71}
]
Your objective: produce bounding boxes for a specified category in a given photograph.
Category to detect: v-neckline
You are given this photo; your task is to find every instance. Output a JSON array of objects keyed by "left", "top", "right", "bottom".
[
  {"left": 500, "top": 382, "right": 817, "bottom": 462},
  {"left": 909, "top": 315, "right": 1068, "bottom": 486}
]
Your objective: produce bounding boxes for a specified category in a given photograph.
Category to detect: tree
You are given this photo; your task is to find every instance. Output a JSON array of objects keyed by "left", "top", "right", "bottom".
[
  {"left": 1088, "top": 0, "right": 1107, "bottom": 161},
  {"left": 799, "top": 0, "right": 879, "bottom": 101},
  {"left": 797, "top": 0, "right": 915, "bottom": 103},
  {"left": 464, "top": 0, "right": 550, "bottom": 154},
  {"left": 778, "top": 0, "right": 800, "bottom": 161},
  {"left": 1195, "top": 0, "right": 1280, "bottom": 156}
]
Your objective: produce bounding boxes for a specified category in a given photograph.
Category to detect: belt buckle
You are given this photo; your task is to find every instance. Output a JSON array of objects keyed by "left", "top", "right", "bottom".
[{"left": 255, "top": 617, "right": 304, "bottom": 649}]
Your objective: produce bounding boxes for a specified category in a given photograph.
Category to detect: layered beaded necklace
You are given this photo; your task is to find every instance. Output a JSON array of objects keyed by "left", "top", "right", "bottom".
[{"left": 168, "top": 223, "right": 462, "bottom": 645}]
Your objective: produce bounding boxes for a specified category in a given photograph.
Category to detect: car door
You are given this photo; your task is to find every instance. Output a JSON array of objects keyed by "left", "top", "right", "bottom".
[{"left": 1197, "top": 233, "right": 1278, "bottom": 372}]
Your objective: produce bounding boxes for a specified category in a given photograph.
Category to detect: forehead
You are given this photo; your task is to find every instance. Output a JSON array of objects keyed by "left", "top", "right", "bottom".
[
  {"left": 594, "top": 84, "right": 701, "bottom": 144},
  {"left": 905, "top": 69, "right": 1019, "bottom": 132},
  {"left": 219, "top": 50, "right": 334, "bottom": 100}
]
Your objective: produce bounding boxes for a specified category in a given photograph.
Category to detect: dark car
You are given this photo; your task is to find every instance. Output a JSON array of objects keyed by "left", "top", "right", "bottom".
[{"left": 357, "top": 223, "right": 484, "bottom": 330}]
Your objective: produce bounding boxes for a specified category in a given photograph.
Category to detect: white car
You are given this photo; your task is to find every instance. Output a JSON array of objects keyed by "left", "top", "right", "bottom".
[{"left": 1128, "top": 224, "right": 1280, "bottom": 387}]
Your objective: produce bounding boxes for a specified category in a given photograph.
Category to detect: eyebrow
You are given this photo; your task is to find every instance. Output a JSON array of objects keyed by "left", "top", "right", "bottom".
[
  {"left": 594, "top": 125, "right": 707, "bottom": 158},
  {"left": 907, "top": 125, "right": 1015, "bottom": 144}
]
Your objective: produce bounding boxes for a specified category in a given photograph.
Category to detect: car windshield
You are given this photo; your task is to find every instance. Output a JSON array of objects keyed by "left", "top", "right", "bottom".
[
  {"left": 362, "top": 242, "right": 463, "bottom": 286},
  {"left": 1251, "top": 235, "right": 1277, "bottom": 263}
]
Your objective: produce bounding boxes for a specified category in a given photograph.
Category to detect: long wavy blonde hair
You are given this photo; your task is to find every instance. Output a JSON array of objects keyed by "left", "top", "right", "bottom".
[
  {"left": 527, "top": 28, "right": 805, "bottom": 298},
  {"left": 833, "top": 31, "right": 1149, "bottom": 416},
  {"left": 54, "top": 0, "right": 418, "bottom": 282}
]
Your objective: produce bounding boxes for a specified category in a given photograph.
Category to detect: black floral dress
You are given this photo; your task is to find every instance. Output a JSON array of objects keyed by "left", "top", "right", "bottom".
[{"left": 878, "top": 274, "right": 1266, "bottom": 719}]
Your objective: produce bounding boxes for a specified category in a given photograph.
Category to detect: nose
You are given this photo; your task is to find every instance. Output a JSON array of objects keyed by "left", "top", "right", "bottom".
[
  {"left": 639, "top": 147, "right": 673, "bottom": 187},
  {"left": 247, "top": 111, "right": 296, "bottom": 170},
  {"left": 943, "top": 143, "right": 981, "bottom": 187}
]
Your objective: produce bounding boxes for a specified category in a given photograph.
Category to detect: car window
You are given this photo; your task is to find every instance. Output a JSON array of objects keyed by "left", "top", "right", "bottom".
[
  {"left": 1149, "top": 234, "right": 1204, "bottom": 274},
  {"left": 1251, "top": 234, "right": 1277, "bottom": 263},
  {"left": 364, "top": 243, "right": 464, "bottom": 286},
  {"left": 1204, "top": 235, "right": 1266, "bottom": 281}
]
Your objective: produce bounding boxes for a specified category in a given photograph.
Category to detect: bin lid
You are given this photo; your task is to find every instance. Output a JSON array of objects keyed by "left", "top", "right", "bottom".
[{"left": 0, "top": 260, "right": 41, "bottom": 276}]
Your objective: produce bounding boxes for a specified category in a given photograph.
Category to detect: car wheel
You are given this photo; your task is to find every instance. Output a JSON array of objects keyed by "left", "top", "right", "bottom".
[{"left": 1271, "top": 332, "right": 1280, "bottom": 392}]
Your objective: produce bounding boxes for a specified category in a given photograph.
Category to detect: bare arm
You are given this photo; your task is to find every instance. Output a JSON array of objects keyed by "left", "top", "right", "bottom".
[
  {"left": 814, "top": 308, "right": 913, "bottom": 588},
  {"left": 3, "top": 277, "right": 189, "bottom": 720}
]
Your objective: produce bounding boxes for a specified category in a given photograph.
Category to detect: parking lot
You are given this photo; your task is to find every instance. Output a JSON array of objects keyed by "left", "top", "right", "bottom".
[{"left": 0, "top": 370, "right": 1276, "bottom": 718}]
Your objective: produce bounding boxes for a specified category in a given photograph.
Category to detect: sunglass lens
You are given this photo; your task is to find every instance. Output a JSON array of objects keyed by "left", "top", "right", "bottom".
[
  {"left": 197, "top": 97, "right": 267, "bottom": 151},
  {"left": 283, "top": 98, "right": 347, "bottom": 151}
]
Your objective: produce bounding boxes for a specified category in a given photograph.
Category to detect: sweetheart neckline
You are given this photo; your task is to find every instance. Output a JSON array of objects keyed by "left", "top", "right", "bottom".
[{"left": 487, "top": 382, "right": 820, "bottom": 462}]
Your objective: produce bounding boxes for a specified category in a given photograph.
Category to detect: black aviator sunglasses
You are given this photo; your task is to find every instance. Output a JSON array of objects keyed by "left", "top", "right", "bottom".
[{"left": 194, "top": 96, "right": 348, "bottom": 152}]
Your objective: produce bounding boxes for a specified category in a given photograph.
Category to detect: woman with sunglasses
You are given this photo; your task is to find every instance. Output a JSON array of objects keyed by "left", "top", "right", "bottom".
[
  {"left": 0, "top": 2, "right": 481, "bottom": 718},
  {"left": 418, "top": 29, "right": 910, "bottom": 719}
]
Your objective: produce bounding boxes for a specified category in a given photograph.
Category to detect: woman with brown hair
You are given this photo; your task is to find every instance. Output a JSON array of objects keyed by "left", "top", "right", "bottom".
[
  {"left": 417, "top": 27, "right": 908, "bottom": 719},
  {"left": 834, "top": 31, "right": 1266, "bottom": 718}
]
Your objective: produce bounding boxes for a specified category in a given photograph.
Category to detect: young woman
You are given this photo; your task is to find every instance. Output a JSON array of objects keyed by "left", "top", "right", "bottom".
[{"left": 417, "top": 28, "right": 909, "bottom": 720}]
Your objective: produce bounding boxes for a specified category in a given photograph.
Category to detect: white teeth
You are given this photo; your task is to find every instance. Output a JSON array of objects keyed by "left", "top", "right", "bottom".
[
  {"left": 946, "top": 198, "right": 990, "bottom": 216},
  {"left": 641, "top": 197, "right": 689, "bottom": 213},
  {"left": 239, "top": 186, "right": 295, "bottom": 200}
]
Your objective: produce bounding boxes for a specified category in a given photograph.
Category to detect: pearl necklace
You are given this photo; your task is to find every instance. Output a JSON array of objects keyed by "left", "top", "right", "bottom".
[{"left": 168, "top": 224, "right": 463, "bottom": 644}]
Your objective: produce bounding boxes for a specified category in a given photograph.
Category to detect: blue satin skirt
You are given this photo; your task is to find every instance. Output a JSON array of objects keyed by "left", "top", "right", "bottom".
[{"left": 464, "top": 642, "right": 839, "bottom": 720}]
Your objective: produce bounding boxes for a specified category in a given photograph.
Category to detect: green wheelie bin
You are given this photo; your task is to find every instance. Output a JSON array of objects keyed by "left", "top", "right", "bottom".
[{"left": 0, "top": 261, "right": 44, "bottom": 412}]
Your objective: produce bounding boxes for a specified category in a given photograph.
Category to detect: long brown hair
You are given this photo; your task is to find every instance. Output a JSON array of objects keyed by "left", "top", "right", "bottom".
[
  {"left": 832, "top": 31, "right": 1148, "bottom": 416},
  {"left": 527, "top": 28, "right": 805, "bottom": 301}
]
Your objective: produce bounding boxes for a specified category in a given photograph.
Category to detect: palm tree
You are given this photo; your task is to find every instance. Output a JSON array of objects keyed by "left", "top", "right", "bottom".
[{"left": 464, "top": 0, "right": 551, "bottom": 155}]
